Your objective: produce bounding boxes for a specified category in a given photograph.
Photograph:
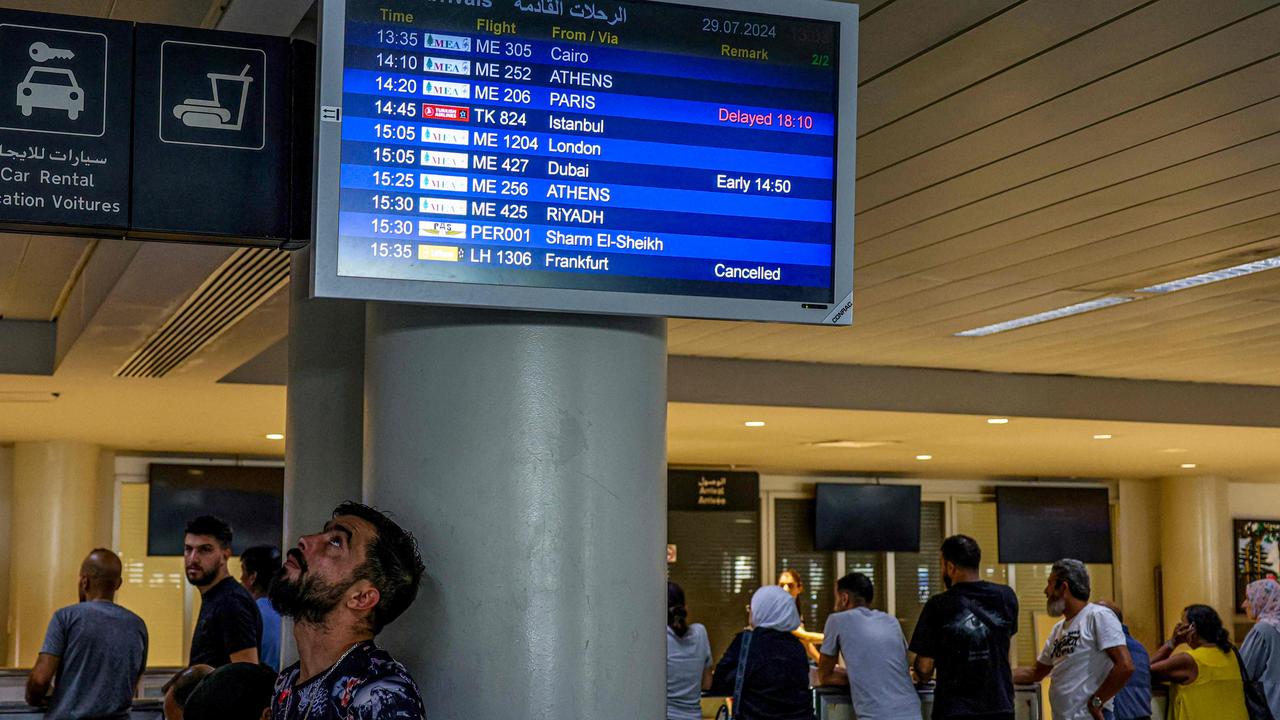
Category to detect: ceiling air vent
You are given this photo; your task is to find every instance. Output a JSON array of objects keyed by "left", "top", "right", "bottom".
[{"left": 115, "top": 247, "right": 290, "bottom": 378}]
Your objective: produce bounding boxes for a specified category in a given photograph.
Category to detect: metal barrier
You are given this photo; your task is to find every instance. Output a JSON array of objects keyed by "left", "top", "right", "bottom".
[{"left": 814, "top": 684, "right": 1044, "bottom": 720}]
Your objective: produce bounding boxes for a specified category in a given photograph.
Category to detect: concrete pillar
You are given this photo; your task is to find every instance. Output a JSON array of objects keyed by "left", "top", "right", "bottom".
[
  {"left": 364, "top": 304, "right": 667, "bottom": 720},
  {"left": 10, "top": 441, "right": 101, "bottom": 665},
  {"left": 1117, "top": 479, "right": 1161, "bottom": 649},
  {"left": 1159, "top": 476, "right": 1234, "bottom": 639},
  {"left": 281, "top": 248, "right": 366, "bottom": 666}
]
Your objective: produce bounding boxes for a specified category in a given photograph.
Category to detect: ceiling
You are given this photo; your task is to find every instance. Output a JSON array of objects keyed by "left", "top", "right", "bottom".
[
  {"left": 4, "top": 0, "right": 1280, "bottom": 477},
  {"left": 669, "top": 404, "right": 1280, "bottom": 480}
]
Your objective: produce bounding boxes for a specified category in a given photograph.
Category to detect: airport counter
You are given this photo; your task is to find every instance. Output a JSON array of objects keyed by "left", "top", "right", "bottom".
[
  {"left": 811, "top": 684, "right": 1042, "bottom": 720},
  {"left": 0, "top": 668, "right": 174, "bottom": 718}
]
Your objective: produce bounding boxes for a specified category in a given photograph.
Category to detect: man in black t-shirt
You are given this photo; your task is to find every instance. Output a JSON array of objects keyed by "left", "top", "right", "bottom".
[
  {"left": 184, "top": 515, "right": 262, "bottom": 667},
  {"left": 910, "top": 534, "right": 1019, "bottom": 720}
]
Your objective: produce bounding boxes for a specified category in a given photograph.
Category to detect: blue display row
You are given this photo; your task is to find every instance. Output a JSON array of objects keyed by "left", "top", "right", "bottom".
[
  {"left": 341, "top": 115, "right": 834, "bottom": 179},
  {"left": 337, "top": 233, "right": 832, "bottom": 288},
  {"left": 339, "top": 165, "right": 833, "bottom": 244},
  {"left": 341, "top": 139, "right": 833, "bottom": 200},
  {"left": 343, "top": 45, "right": 834, "bottom": 112},
  {"left": 341, "top": 92, "right": 835, "bottom": 157},
  {"left": 344, "top": 22, "right": 834, "bottom": 91},
  {"left": 339, "top": 164, "right": 831, "bottom": 222},
  {"left": 339, "top": 209, "right": 832, "bottom": 266},
  {"left": 343, "top": 68, "right": 835, "bottom": 136}
]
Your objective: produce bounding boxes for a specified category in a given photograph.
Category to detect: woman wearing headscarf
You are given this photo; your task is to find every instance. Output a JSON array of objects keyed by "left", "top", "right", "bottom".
[
  {"left": 1241, "top": 578, "right": 1280, "bottom": 719},
  {"left": 709, "top": 585, "right": 814, "bottom": 720},
  {"left": 667, "top": 582, "right": 713, "bottom": 720}
]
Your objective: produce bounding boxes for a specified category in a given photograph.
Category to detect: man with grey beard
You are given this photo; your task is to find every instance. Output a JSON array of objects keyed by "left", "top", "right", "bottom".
[{"left": 1014, "top": 559, "right": 1134, "bottom": 720}]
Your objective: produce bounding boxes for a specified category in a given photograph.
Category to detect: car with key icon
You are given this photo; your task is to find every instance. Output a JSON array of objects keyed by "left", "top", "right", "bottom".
[{"left": 16, "top": 65, "right": 84, "bottom": 120}]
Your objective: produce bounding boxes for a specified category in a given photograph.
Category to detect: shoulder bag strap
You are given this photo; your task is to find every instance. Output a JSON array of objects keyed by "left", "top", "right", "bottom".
[
  {"left": 1232, "top": 645, "right": 1277, "bottom": 720},
  {"left": 732, "top": 630, "right": 754, "bottom": 719}
]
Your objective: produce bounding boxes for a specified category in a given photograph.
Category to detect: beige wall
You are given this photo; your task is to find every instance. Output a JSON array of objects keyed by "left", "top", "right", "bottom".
[
  {"left": 1158, "top": 476, "right": 1235, "bottom": 642},
  {"left": 9, "top": 441, "right": 103, "bottom": 666},
  {"left": 1117, "top": 479, "right": 1161, "bottom": 649},
  {"left": 0, "top": 446, "right": 12, "bottom": 665}
]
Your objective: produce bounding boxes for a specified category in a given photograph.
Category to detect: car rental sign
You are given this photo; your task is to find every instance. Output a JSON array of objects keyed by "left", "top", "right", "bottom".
[{"left": 0, "top": 9, "right": 132, "bottom": 232}]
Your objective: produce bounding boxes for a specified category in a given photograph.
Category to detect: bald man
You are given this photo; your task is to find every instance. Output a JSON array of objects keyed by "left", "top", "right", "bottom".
[{"left": 26, "top": 549, "right": 149, "bottom": 720}]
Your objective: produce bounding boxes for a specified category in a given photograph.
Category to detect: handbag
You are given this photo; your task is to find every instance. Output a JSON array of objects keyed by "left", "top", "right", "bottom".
[
  {"left": 715, "top": 631, "right": 754, "bottom": 720},
  {"left": 1232, "top": 646, "right": 1276, "bottom": 720}
]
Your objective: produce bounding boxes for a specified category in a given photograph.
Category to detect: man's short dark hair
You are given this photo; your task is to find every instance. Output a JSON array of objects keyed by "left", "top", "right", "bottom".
[
  {"left": 183, "top": 663, "right": 276, "bottom": 720},
  {"left": 334, "top": 502, "right": 425, "bottom": 634},
  {"left": 941, "top": 534, "right": 981, "bottom": 570},
  {"left": 239, "top": 546, "right": 281, "bottom": 594},
  {"left": 837, "top": 572, "right": 874, "bottom": 605},
  {"left": 185, "top": 516, "right": 233, "bottom": 550},
  {"left": 162, "top": 665, "right": 214, "bottom": 710}
]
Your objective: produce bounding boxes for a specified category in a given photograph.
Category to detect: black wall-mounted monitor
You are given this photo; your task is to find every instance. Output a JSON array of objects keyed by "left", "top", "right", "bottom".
[
  {"left": 996, "top": 486, "right": 1112, "bottom": 564},
  {"left": 147, "top": 463, "right": 284, "bottom": 556},
  {"left": 814, "top": 483, "right": 921, "bottom": 552}
]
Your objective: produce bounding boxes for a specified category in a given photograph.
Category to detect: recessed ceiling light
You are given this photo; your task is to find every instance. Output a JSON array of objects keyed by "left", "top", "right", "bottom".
[
  {"left": 955, "top": 297, "right": 1134, "bottom": 337},
  {"left": 1160, "top": 448, "right": 1189, "bottom": 454},
  {"left": 265, "top": 433, "right": 285, "bottom": 440},
  {"left": 1181, "top": 463, "right": 1198, "bottom": 469},
  {"left": 1093, "top": 434, "right": 1113, "bottom": 440},
  {"left": 744, "top": 421, "right": 766, "bottom": 428},
  {"left": 810, "top": 440, "right": 896, "bottom": 449},
  {"left": 916, "top": 454, "right": 933, "bottom": 461},
  {"left": 1136, "top": 256, "right": 1280, "bottom": 294},
  {"left": 987, "top": 418, "right": 1009, "bottom": 425}
]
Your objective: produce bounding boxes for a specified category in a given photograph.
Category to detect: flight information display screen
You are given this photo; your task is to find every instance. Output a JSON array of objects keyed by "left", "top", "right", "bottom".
[{"left": 315, "top": 0, "right": 857, "bottom": 324}]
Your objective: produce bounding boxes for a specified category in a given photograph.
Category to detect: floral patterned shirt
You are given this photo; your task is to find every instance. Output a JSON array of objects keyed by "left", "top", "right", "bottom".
[{"left": 272, "top": 641, "right": 424, "bottom": 720}]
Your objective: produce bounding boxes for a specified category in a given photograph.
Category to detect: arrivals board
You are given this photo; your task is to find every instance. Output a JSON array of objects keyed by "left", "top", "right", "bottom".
[{"left": 313, "top": 0, "right": 857, "bottom": 324}]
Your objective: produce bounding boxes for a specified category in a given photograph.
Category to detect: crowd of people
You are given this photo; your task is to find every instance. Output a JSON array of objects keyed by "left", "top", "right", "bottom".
[
  {"left": 23, "top": 501, "right": 426, "bottom": 720},
  {"left": 667, "top": 534, "right": 1280, "bottom": 720}
]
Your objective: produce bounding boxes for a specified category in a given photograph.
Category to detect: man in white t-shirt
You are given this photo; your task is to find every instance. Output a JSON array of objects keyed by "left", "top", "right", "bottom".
[
  {"left": 1013, "top": 559, "right": 1134, "bottom": 720},
  {"left": 816, "top": 572, "right": 921, "bottom": 720}
]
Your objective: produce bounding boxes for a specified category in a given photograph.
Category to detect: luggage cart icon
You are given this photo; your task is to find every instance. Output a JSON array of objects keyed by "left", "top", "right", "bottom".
[{"left": 171, "top": 64, "right": 253, "bottom": 130}]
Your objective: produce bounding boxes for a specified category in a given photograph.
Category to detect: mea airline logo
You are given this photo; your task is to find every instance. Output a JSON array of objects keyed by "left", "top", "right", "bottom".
[
  {"left": 420, "top": 197, "right": 467, "bottom": 216},
  {"left": 421, "top": 103, "right": 470, "bottom": 122},
  {"left": 419, "top": 220, "right": 467, "bottom": 238},
  {"left": 422, "top": 174, "right": 467, "bottom": 193},
  {"left": 424, "top": 56, "right": 470, "bottom": 76},
  {"left": 422, "top": 125, "right": 468, "bottom": 146},
  {"left": 424, "top": 80, "right": 470, "bottom": 99},
  {"left": 419, "top": 150, "right": 468, "bottom": 169},
  {"left": 424, "top": 33, "right": 472, "bottom": 53}
]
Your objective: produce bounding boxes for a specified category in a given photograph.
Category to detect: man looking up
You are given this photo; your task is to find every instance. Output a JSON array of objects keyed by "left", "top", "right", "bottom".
[
  {"left": 240, "top": 545, "right": 283, "bottom": 670},
  {"left": 910, "top": 535, "right": 1019, "bottom": 720},
  {"left": 185, "top": 515, "right": 261, "bottom": 667},
  {"left": 26, "top": 548, "right": 149, "bottom": 720},
  {"left": 1013, "top": 559, "right": 1134, "bottom": 720},
  {"left": 268, "top": 501, "right": 426, "bottom": 720},
  {"left": 817, "top": 572, "right": 921, "bottom": 720}
]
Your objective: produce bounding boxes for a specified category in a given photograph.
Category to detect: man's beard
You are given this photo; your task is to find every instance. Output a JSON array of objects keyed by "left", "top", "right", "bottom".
[
  {"left": 268, "top": 549, "right": 351, "bottom": 625},
  {"left": 186, "top": 564, "right": 217, "bottom": 587},
  {"left": 1047, "top": 596, "right": 1067, "bottom": 617},
  {"left": 942, "top": 574, "right": 953, "bottom": 590}
]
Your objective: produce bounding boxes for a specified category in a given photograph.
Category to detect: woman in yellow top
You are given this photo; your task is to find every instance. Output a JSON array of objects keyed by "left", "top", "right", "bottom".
[{"left": 1149, "top": 604, "right": 1249, "bottom": 720}]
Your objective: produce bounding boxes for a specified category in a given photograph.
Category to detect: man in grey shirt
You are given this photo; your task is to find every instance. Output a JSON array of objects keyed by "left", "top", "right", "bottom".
[
  {"left": 817, "top": 572, "right": 922, "bottom": 720},
  {"left": 26, "top": 548, "right": 149, "bottom": 720}
]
